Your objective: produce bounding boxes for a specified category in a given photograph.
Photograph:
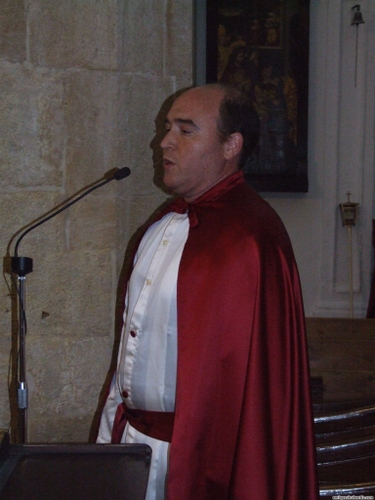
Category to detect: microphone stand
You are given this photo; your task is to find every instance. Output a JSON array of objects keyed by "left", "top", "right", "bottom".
[{"left": 11, "top": 167, "right": 130, "bottom": 443}]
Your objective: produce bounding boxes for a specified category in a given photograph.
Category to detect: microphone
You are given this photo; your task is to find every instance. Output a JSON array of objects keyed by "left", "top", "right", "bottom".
[
  {"left": 112, "top": 167, "right": 131, "bottom": 180},
  {"left": 12, "top": 166, "right": 131, "bottom": 274},
  {"left": 9, "top": 165, "right": 130, "bottom": 443}
]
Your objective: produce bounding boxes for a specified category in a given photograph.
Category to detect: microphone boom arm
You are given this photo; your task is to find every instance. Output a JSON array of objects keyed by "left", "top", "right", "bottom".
[
  {"left": 13, "top": 166, "right": 130, "bottom": 261},
  {"left": 10, "top": 166, "right": 130, "bottom": 443}
]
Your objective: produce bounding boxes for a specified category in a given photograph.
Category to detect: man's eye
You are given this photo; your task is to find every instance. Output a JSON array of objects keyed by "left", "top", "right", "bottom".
[{"left": 181, "top": 129, "right": 192, "bottom": 135}]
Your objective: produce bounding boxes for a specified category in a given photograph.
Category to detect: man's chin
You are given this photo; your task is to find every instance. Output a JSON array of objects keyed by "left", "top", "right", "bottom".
[
  {"left": 160, "top": 176, "right": 176, "bottom": 196},
  {"left": 163, "top": 174, "right": 176, "bottom": 192}
]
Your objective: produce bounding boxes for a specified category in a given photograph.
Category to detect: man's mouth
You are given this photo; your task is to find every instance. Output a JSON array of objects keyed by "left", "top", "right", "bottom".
[{"left": 163, "top": 158, "right": 175, "bottom": 168}]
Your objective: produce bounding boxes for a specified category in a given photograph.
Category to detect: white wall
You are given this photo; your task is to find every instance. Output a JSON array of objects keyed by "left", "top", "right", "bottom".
[{"left": 266, "top": 0, "right": 375, "bottom": 318}]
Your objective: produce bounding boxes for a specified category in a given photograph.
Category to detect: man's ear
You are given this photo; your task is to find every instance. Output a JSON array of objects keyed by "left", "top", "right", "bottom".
[{"left": 223, "top": 133, "right": 243, "bottom": 161}]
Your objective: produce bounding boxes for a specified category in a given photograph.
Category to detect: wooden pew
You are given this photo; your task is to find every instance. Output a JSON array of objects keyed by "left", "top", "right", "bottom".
[
  {"left": 314, "top": 398, "right": 375, "bottom": 496},
  {"left": 306, "top": 318, "right": 375, "bottom": 497}
]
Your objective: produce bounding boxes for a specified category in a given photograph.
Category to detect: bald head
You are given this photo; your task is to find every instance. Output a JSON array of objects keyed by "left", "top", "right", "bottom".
[
  {"left": 160, "top": 84, "right": 244, "bottom": 202},
  {"left": 174, "top": 84, "right": 260, "bottom": 169}
]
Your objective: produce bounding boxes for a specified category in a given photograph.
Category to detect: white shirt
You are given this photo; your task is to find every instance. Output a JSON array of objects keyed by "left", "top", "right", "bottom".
[{"left": 97, "top": 211, "right": 189, "bottom": 500}]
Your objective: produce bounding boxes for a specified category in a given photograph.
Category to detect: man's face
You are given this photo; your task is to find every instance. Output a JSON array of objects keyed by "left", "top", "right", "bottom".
[{"left": 160, "top": 87, "right": 237, "bottom": 202}]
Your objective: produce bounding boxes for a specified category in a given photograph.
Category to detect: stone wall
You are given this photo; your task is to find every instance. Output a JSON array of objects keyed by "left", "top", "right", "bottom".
[{"left": 0, "top": 0, "right": 192, "bottom": 443}]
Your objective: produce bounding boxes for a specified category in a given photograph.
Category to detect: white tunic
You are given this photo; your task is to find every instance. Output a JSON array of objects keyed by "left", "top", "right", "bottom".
[{"left": 97, "top": 211, "right": 189, "bottom": 500}]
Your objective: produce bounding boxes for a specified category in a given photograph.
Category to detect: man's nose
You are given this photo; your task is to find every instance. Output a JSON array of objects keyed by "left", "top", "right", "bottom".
[{"left": 160, "top": 130, "right": 174, "bottom": 150}]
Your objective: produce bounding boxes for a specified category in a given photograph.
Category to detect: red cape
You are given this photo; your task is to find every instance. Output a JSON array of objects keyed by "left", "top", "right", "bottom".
[{"left": 158, "top": 172, "right": 319, "bottom": 499}]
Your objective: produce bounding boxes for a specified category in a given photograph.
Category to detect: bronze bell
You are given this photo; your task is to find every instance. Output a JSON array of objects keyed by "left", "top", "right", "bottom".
[{"left": 351, "top": 4, "right": 365, "bottom": 25}]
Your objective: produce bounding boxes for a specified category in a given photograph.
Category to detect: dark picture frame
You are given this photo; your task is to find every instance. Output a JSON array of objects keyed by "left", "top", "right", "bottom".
[{"left": 195, "top": 0, "right": 310, "bottom": 192}]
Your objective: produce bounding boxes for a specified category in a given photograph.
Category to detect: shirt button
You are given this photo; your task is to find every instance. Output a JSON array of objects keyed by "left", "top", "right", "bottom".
[
  {"left": 122, "top": 391, "right": 129, "bottom": 399},
  {"left": 163, "top": 240, "right": 168, "bottom": 245},
  {"left": 146, "top": 279, "right": 152, "bottom": 286},
  {"left": 130, "top": 330, "right": 136, "bottom": 338}
]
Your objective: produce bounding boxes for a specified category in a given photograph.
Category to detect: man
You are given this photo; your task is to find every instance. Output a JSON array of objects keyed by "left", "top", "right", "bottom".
[{"left": 97, "top": 84, "right": 319, "bottom": 499}]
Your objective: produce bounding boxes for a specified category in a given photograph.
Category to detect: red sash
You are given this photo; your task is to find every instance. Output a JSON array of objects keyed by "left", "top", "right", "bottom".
[{"left": 111, "top": 403, "right": 175, "bottom": 443}]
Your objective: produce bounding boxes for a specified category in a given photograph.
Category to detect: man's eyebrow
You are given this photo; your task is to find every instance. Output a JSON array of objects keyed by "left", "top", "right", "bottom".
[{"left": 165, "top": 118, "right": 200, "bottom": 129}]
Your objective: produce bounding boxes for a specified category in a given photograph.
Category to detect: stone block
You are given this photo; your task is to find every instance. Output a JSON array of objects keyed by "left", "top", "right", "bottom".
[
  {"left": 0, "top": 0, "right": 26, "bottom": 63},
  {"left": 29, "top": 413, "right": 98, "bottom": 443},
  {"left": 24, "top": 249, "right": 114, "bottom": 338},
  {"left": 165, "top": 0, "right": 193, "bottom": 79},
  {"left": 0, "top": 63, "right": 64, "bottom": 189},
  {"left": 0, "top": 281, "right": 13, "bottom": 340},
  {"left": 66, "top": 195, "right": 117, "bottom": 252},
  {"left": 122, "top": 1, "right": 164, "bottom": 75},
  {"left": 63, "top": 70, "right": 125, "bottom": 193},
  {"left": 28, "top": 0, "right": 122, "bottom": 70},
  {"left": 0, "top": 192, "right": 67, "bottom": 344},
  {"left": 26, "top": 335, "right": 113, "bottom": 442},
  {"left": 0, "top": 192, "right": 66, "bottom": 262},
  {"left": 0, "top": 337, "right": 11, "bottom": 426}
]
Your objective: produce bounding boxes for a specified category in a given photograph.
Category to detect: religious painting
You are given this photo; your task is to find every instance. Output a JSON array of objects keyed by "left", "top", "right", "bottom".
[{"left": 200, "top": 0, "right": 310, "bottom": 192}]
